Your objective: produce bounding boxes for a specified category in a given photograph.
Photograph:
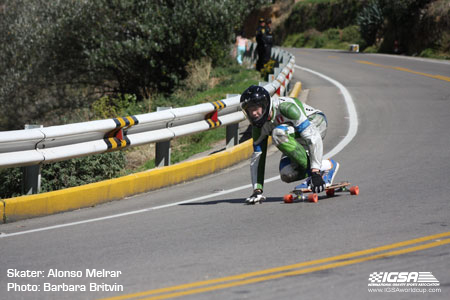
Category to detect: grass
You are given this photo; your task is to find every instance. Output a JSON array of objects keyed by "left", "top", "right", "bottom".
[
  {"left": 176, "top": 62, "right": 261, "bottom": 107},
  {"left": 124, "top": 63, "right": 260, "bottom": 174},
  {"left": 419, "top": 48, "right": 450, "bottom": 60},
  {"left": 50, "top": 59, "right": 259, "bottom": 176},
  {"left": 133, "top": 128, "right": 226, "bottom": 172},
  {"left": 283, "top": 25, "right": 364, "bottom": 50}
]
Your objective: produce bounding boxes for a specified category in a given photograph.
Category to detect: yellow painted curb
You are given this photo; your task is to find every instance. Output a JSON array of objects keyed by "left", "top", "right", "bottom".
[
  {"left": 289, "top": 81, "right": 302, "bottom": 98},
  {"left": 0, "top": 200, "right": 5, "bottom": 223},
  {"left": 3, "top": 139, "right": 254, "bottom": 222},
  {"left": 3, "top": 80, "right": 294, "bottom": 223}
]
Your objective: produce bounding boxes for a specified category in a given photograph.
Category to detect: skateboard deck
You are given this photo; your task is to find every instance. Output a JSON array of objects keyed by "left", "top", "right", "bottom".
[{"left": 284, "top": 181, "right": 359, "bottom": 203}]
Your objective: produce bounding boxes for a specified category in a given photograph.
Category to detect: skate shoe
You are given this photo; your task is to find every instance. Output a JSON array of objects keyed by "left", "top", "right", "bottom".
[
  {"left": 323, "top": 159, "right": 339, "bottom": 187},
  {"left": 294, "top": 177, "right": 311, "bottom": 190}
]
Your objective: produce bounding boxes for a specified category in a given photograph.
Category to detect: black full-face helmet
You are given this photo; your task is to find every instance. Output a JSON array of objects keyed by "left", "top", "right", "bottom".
[{"left": 240, "top": 85, "right": 272, "bottom": 128}]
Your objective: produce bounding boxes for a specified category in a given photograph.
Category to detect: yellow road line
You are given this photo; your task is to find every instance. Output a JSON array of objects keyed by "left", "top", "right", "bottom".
[
  {"left": 357, "top": 60, "right": 450, "bottom": 82},
  {"left": 140, "top": 239, "right": 450, "bottom": 300},
  {"left": 99, "top": 231, "right": 450, "bottom": 300}
]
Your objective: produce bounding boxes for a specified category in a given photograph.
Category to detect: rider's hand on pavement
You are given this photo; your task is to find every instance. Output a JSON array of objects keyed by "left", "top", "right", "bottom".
[
  {"left": 310, "top": 171, "right": 325, "bottom": 193},
  {"left": 246, "top": 189, "right": 266, "bottom": 204}
]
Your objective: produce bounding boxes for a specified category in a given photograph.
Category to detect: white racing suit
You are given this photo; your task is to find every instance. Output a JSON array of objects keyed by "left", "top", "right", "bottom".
[{"left": 250, "top": 96, "right": 328, "bottom": 191}]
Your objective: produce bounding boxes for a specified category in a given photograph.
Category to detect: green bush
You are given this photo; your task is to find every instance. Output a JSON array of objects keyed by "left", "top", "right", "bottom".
[
  {"left": 40, "top": 152, "right": 126, "bottom": 193},
  {"left": 0, "top": 168, "right": 22, "bottom": 199},
  {"left": 283, "top": 33, "right": 306, "bottom": 48},
  {"left": 91, "top": 94, "right": 147, "bottom": 119},
  {"left": 313, "top": 35, "right": 326, "bottom": 48},
  {"left": 260, "top": 59, "right": 276, "bottom": 81},
  {"left": 0, "top": 0, "right": 267, "bottom": 130},
  {"left": 419, "top": 48, "right": 438, "bottom": 58},
  {"left": 281, "top": 0, "right": 368, "bottom": 39},
  {"left": 325, "top": 28, "right": 341, "bottom": 41},
  {"left": 283, "top": 25, "right": 364, "bottom": 51},
  {"left": 419, "top": 47, "right": 449, "bottom": 59},
  {"left": 279, "top": 0, "right": 448, "bottom": 57},
  {"left": 363, "top": 45, "right": 379, "bottom": 53},
  {"left": 0, "top": 151, "right": 126, "bottom": 198},
  {"left": 341, "top": 25, "right": 362, "bottom": 43}
]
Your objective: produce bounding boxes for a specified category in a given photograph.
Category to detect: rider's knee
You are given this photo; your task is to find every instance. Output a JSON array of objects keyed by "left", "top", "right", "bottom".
[
  {"left": 272, "top": 125, "right": 292, "bottom": 146},
  {"left": 280, "top": 164, "right": 300, "bottom": 183}
]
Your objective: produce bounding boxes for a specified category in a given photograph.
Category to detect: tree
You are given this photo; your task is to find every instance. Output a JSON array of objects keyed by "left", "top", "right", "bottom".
[
  {"left": 357, "top": 0, "right": 384, "bottom": 48},
  {"left": 358, "top": 0, "right": 436, "bottom": 53},
  {"left": 0, "top": 0, "right": 268, "bottom": 130},
  {"left": 0, "top": 0, "right": 98, "bottom": 129}
]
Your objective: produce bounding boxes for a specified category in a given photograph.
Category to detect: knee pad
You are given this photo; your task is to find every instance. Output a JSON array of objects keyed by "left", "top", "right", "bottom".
[
  {"left": 272, "top": 125, "right": 294, "bottom": 146},
  {"left": 280, "top": 164, "right": 300, "bottom": 183}
]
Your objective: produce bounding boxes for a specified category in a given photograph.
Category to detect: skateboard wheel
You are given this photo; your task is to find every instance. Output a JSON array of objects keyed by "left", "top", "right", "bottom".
[
  {"left": 326, "top": 189, "right": 335, "bottom": 197},
  {"left": 350, "top": 186, "right": 359, "bottom": 195},
  {"left": 284, "top": 194, "right": 294, "bottom": 203},
  {"left": 308, "top": 193, "right": 318, "bottom": 203}
]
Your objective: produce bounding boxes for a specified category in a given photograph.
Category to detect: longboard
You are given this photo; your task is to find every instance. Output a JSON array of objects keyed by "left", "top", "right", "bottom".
[{"left": 284, "top": 181, "right": 359, "bottom": 203}]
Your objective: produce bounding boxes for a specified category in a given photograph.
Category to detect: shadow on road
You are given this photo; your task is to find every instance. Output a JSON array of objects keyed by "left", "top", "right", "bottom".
[{"left": 179, "top": 197, "right": 282, "bottom": 205}]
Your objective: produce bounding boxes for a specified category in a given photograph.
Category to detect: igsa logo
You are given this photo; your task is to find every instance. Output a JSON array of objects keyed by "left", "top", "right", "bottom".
[{"left": 369, "top": 272, "right": 439, "bottom": 283}]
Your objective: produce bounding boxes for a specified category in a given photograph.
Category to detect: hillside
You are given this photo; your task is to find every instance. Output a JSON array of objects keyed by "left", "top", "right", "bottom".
[{"left": 251, "top": 0, "right": 449, "bottom": 59}]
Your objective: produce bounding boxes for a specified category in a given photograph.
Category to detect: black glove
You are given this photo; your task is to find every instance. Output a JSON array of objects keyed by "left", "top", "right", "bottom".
[{"left": 310, "top": 172, "right": 325, "bottom": 193}]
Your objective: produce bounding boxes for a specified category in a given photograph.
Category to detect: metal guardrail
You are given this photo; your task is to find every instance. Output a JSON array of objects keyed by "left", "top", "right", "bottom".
[{"left": 0, "top": 46, "right": 295, "bottom": 170}]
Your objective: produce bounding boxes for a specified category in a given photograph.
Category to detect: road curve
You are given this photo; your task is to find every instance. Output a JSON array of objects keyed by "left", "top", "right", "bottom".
[{"left": 1, "top": 49, "right": 449, "bottom": 300}]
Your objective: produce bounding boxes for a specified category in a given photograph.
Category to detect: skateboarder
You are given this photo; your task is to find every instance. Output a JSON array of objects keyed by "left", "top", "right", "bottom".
[{"left": 240, "top": 85, "right": 339, "bottom": 204}]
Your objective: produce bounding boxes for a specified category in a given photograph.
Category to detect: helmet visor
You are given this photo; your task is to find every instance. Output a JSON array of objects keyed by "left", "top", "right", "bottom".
[{"left": 241, "top": 101, "right": 267, "bottom": 125}]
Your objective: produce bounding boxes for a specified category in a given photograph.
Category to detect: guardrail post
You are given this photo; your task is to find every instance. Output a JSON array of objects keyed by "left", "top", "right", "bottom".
[
  {"left": 225, "top": 94, "right": 240, "bottom": 148},
  {"left": 226, "top": 124, "right": 239, "bottom": 149},
  {"left": 22, "top": 124, "right": 42, "bottom": 194},
  {"left": 274, "top": 67, "right": 281, "bottom": 78},
  {"left": 272, "top": 47, "right": 278, "bottom": 60},
  {"left": 155, "top": 107, "right": 172, "bottom": 167}
]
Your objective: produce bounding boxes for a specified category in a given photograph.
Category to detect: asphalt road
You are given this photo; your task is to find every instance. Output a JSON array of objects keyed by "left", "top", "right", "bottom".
[{"left": 1, "top": 49, "right": 449, "bottom": 300}]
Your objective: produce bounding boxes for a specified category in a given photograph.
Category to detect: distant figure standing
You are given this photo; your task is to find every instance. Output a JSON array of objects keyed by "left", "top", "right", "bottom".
[
  {"left": 264, "top": 18, "right": 273, "bottom": 63},
  {"left": 235, "top": 32, "right": 249, "bottom": 65},
  {"left": 255, "top": 18, "right": 267, "bottom": 71}
]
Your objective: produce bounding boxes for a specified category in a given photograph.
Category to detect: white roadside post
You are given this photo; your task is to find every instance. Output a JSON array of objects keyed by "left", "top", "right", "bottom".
[
  {"left": 22, "top": 124, "right": 43, "bottom": 194},
  {"left": 225, "top": 94, "right": 240, "bottom": 149},
  {"left": 155, "top": 107, "right": 172, "bottom": 167}
]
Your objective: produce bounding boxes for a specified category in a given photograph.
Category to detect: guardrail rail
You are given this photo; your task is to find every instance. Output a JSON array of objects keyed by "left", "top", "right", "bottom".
[{"left": 0, "top": 44, "right": 295, "bottom": 194}]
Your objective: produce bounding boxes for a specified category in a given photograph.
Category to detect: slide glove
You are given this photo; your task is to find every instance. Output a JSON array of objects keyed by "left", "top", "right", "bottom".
[
  {"left": 310, "top": 172, "right": 325, "bottom": 193},
  {"left": 246, "top": 189, "right": 266, "bottom": 204}
]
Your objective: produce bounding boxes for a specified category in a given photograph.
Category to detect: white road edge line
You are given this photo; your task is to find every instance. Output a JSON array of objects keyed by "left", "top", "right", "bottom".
[
  {"left": 294, "top": 65, "right": 358, "bottom": 159},
  {"left": 1, "top": 64, "right": 358, "bottom": 239}
]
